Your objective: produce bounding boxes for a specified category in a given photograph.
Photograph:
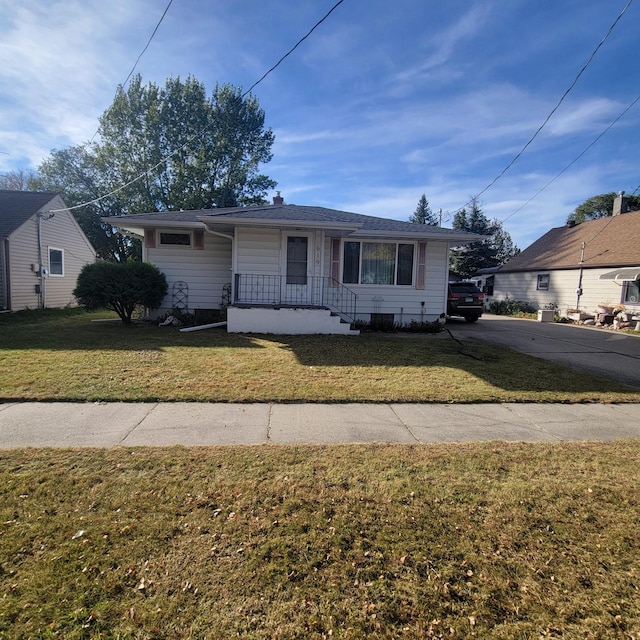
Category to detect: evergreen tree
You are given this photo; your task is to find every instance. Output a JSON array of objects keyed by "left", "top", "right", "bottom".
[
  {"left": 450, "top": 198, "right": 518, "bottom": 278},
  {"left": 409, "top": 194, "right": 439, "bottom": 225}
]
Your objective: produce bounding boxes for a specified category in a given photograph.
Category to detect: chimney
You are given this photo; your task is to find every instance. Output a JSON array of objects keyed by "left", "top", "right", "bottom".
[
  {"left": 612, "top": 190, "right": 627, "bottom": 216},
  {"left": 273, "top": 191, "right": 284, "bottom": 205}
]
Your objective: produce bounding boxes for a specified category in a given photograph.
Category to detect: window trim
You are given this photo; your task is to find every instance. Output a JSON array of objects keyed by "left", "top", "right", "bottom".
[
  {"left": 48, "top": 247, "right": 64, "bottom": 277},
  {"left": 537, "top": 274, "right": 550, "bottom": 291},
  {"left": 342, "top": 240, "right": 416, "bottom": 286},
  {"left": 623, "top": 280, "right": 640, "bottom": 305}
]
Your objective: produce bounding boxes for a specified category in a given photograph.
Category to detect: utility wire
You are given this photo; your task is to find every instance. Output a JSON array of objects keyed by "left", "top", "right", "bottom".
[
  {"left": 453, "top": 0, "right": 634, "bottom": 215},
  {"left": 500, "top": 92, "right": 640, "bottom": 223},
  {"left": 122, "top": 0, "right": 174, "bottom": 90},
  {"left": 86, "top": 0, "right": 174, "bottom": 146},
  {"left": 242, "top": 0, "right": 345, "bottom": 98},
  {"left": 51, "top": 0, "right": 346, "bottom": 214}
]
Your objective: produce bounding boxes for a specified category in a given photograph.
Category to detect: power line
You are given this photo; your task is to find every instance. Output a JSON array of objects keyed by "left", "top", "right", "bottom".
[
  {"left": 453, "top": 0, "right": 634, "bottom": 215},
  {"left": 51, "top": 0, "right": 346, "bottom": 214},
  {"left": 243, "top": 0, "right": 345, "bottom": 98},
  {"left": 122, "top": 0, "right": 174, "bottom": 90},
  {"left": 500, "top": 93, "right": 640, "bottom": 223},
  {"left": 87, "top": 0, "right": 174, "bottom": 145}
]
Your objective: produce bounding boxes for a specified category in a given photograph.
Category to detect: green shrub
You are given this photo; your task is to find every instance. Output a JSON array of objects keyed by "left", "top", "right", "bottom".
[
  {"left": 489, "top": 297, "right": 538, "bottom": 316},
  {"left": 74, "top": 261, "right": 168, "bottom": 324}
]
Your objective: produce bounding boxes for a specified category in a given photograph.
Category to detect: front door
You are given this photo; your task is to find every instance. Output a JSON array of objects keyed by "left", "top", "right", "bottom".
[{"left": 283, "top": 234, "right": 312, "bottom": 304}]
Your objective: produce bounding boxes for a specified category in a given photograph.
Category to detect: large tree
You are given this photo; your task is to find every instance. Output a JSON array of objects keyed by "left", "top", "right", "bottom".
[
  {"left": 33, "top": 75, "right": 276, "bottom": 261},
  {"left": 409, "top": 194, "right": 439, "bottom": 225},
  {"left": 0, "top": 169, "right": 38, "bottom": 190},
  {"left": 450, "top": 198, "right": 519, "bottom": 278},
  {"left": 567, "top": 192, "right": 640, "bottom": 224}
]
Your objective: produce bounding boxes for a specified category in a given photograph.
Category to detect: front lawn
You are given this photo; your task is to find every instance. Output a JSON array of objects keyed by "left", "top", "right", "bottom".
[
  {"left": 0, "top": 309, "right": 637, "bottom": 403},
  {"left": 1, "top": 443, "right": 639, "bottom": 639}
]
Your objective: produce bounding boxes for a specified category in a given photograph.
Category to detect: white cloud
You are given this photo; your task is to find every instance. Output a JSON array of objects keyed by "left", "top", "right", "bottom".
[{"left": 393, "top": 4, "right": 492, "bottom": 86}]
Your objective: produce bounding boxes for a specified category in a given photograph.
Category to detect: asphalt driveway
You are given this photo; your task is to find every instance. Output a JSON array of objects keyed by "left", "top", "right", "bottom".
[{"left": 446, "top": 314, "right": 640, "bottom": 388}]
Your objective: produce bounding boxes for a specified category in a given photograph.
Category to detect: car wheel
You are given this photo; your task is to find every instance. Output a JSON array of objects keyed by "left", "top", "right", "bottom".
[{"left": 465, "top": 315, "right": 480, "bottom": 323}]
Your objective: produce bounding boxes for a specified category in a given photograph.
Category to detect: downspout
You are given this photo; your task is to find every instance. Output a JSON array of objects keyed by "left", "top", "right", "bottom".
[
  {"left": 575, "top": 241, "right": 586, "bottom": 310},
  {"left": 36, "top": 211, "right": 55, "bottom": 309},
  {"left": 37, "top": 213, "right": 44, "bottom": 309}
]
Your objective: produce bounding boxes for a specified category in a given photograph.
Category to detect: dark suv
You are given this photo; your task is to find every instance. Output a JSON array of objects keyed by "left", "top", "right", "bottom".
[{"left": 447, "top": 282, "right": 484, "bottom": 322}]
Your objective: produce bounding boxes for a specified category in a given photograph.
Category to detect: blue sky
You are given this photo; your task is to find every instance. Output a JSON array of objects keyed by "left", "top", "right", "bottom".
[{"left": 0, "top": 0, "right": 638, "bottom": 249}]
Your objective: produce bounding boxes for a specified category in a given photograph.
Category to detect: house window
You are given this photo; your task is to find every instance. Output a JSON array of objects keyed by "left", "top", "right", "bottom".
[
  {"left": 160, "top": 232, "right": 191, "bottom": 246},
  {"left": 342, "top": 242, "right": 414, "bottom": 285},
  {"left": 537, "top": 274, "right": 550, "bottom": 291},
  {"left": 624, "top": 280, "right": 639, "bottom": 305},
  {"left": 286, "top": 236, "right": 308, "bottom": 285},
  {"left": 49, "top": 248, "right": 63, "bottom": 276}
]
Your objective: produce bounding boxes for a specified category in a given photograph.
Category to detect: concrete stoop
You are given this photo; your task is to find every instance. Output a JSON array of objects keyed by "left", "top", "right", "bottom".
[{"left": 227, "top": 306, "right": 358, "bottom": 335}]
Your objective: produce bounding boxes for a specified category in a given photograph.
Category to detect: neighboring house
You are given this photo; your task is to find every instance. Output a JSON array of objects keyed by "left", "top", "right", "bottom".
[
  {"left": 0, "top": 190, "right": 96, "bottom": 311},
  {"left": 491, "top": 193, "right": 640, "bottom": 315},
  {"left": 104, "top": 195, "right": 481, "bottom": 334}
]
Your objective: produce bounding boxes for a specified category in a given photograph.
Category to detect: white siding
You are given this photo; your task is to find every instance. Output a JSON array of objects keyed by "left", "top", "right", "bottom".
[
  {"left": 235, "top": 227, "right": 281, "bottom": 275},
  {"left": 322, "top": 237, "right": 450, "bottom": 323},
  {"left": 493, "top": 269, "right": 630, "bottom": 314},
  {"left": 146, "top": 231, "right": 232, "bottom": 314}
]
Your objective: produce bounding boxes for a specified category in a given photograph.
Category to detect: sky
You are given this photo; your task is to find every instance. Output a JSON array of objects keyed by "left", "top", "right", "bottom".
[{"left": 0, "top": 0, "right": 638, "bottom": 250}]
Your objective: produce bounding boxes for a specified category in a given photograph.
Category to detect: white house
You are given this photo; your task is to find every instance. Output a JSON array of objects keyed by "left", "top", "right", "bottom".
[
  {"left": 491, "top": 193, "right": 640, "bottom": 317},
  {"left": 0, "top": 191, "right": 96, "bottom": 311},
  {"left": 105, "top": 195, "right": 481, "bottom": 334}
]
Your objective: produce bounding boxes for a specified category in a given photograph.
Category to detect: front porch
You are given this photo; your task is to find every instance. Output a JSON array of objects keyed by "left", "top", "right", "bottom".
[{"left": 228, "top": 274, "right": 359, "bottom": 335}]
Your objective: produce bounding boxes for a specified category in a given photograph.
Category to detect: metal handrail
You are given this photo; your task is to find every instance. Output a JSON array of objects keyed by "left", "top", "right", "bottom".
[{"left": 234, "top": 274, "right": 356, "bottom": 322}]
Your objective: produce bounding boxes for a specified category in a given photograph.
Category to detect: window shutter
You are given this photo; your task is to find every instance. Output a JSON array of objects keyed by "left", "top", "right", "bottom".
[
  {"left": 330, "top": 238, "right": 340, "bottom": 287},
  {"left": 144, "top": 229, "right": 156, "bottom": 249},
  {"left": 193, "top": 230, "right": 204, "bottom": 250},
  {"left": 416, "top": 241, "right": 427, "bottom": 289}
]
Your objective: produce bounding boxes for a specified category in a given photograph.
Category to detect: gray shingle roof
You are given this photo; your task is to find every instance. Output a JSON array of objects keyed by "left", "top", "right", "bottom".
[
  {"left": 499, "top": 210, "right": 640, "bottom": 272},
  {"left": 105, "top": 203, "right": 474, "bottom": 238},
  {"left": 0, "top": 190, "right": 58, "bottom": 238}
]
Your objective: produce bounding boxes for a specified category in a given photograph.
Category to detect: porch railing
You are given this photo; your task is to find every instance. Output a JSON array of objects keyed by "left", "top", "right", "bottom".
[{"left": 233, "top": 274, "right": 357, "bottom": 323}]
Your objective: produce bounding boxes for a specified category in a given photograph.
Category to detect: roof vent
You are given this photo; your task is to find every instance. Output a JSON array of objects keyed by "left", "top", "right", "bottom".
[
  {"left": 566, "top": 219, "right": 576, "bottom": 228},
  {"left": 273, "top": 191, "right": 284, "bottom": 205}
]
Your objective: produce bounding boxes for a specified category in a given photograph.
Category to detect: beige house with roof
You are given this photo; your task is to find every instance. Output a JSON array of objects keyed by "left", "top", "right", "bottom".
[
  {"left": 492, "top": 193, "right": 640, "bottom": 316},
  {"left": 105, "top": 195, "right": 481, "bottom": 334},
  {"left": 0, "top": 190, "right": 96, "bottom": 311}
]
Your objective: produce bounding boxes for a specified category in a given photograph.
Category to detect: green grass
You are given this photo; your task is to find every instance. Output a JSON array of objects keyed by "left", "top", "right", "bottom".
[
  {"left": 0, "top": 308, "right": 637, "bottom": 403},
  {"left": 1, "top": 442, "right": 639, "bottom": 639}
]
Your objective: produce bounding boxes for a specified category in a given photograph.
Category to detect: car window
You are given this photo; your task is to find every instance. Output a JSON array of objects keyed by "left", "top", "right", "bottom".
[{"left": 449, "top": 283, "right": 481, "bottom": 294}]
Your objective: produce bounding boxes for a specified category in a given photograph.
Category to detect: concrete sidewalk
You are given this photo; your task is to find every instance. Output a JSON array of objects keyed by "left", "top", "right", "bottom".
[{"left": 0, "top": 401, "right": 638, "bottom": 448}]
